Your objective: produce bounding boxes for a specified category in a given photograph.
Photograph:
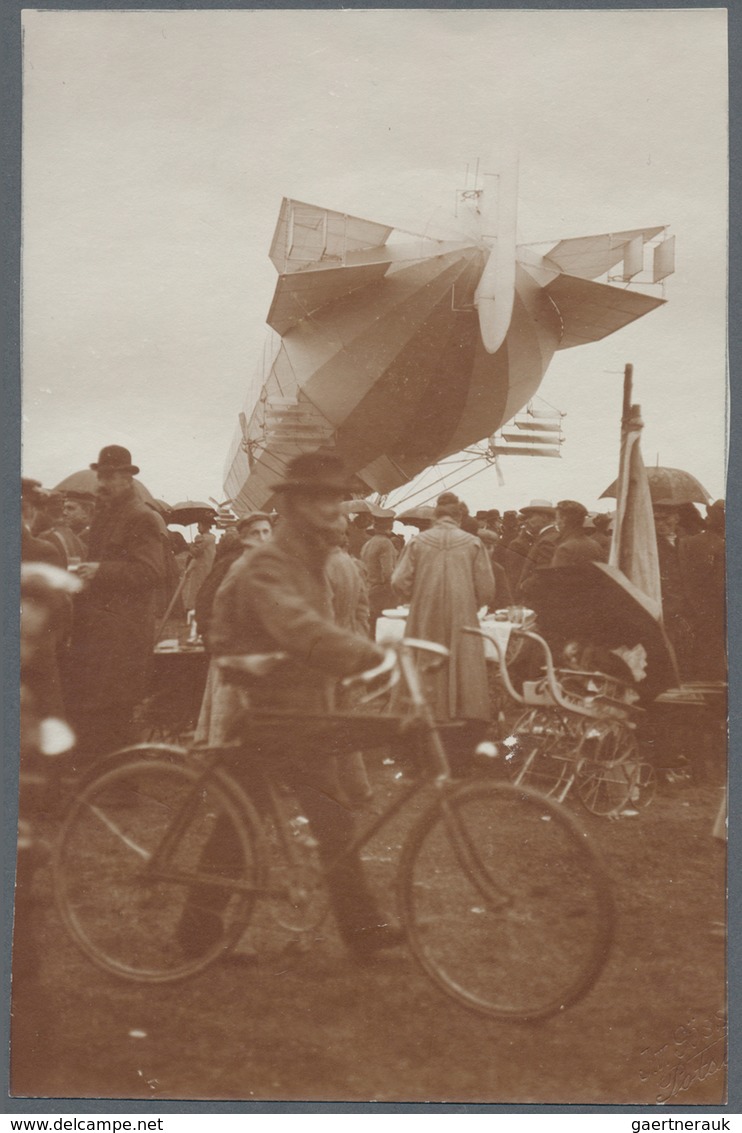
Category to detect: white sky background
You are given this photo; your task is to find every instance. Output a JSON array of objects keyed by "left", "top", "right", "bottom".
[{"left": 20, "top": 8, "right": 728, "bottom": 516}]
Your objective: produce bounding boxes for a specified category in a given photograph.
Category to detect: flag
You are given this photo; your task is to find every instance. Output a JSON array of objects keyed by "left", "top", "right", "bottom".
[{"left": 608, "top": 406, "right": 663, "bottom": 620}]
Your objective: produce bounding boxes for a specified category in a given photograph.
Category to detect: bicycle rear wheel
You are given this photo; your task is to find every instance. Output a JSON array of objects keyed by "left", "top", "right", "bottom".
[
  {"left": 399, "top": 780, "right": 614, "bottom": 1021},
  {"left": 54, "top": 752, "right": 265, "bottom": 982}
]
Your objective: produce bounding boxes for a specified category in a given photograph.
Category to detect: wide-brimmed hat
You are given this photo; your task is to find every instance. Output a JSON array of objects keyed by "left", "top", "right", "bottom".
[
  {"left": 271, "top": 453, "right": 352, "bottom": 496},
  {"left": 519, "top": 499, "right": 555, "bottom": 516},
  {"left": 90, "top": 445, "right": 140, "bottom": 475},
  {"left": 63, "top": 489, "right": 96, "bottom": 505}
]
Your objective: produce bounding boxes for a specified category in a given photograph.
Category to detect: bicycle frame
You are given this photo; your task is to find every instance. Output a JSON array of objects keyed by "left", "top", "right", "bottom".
[
  {"left": 54, "top": 638, "right": 615, "bottom": 1017},
  {"left": 142, "top": 639, "right": 459, "bottom": 897}
]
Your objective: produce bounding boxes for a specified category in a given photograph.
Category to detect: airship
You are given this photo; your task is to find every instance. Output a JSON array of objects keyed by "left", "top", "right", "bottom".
[{"left": 224, "top": 172, "right": 674, "bottom": 513}]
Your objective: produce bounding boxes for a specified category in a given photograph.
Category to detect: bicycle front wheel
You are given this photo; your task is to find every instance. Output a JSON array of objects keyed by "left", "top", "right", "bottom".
[
  {"left": 54, "top": 753, "right": 265, "bottom": 982},
  {"left": 399, "top": 780, "right": 614, "bottom": 1021}
]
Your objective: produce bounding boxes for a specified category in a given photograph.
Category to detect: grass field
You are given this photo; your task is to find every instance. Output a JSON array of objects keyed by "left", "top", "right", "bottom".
[{"left": 10, "top": 750, "right": 727, "bottom": 1106}]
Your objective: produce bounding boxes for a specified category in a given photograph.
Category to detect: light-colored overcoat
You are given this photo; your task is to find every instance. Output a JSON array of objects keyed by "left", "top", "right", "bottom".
[{"left": 392, "top": 518, "right": 495, "bottom": 721}]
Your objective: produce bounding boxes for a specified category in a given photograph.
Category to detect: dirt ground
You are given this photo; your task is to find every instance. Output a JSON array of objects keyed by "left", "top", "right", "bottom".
[{"left": 9, "top": 752, "right": 728, "bottom": 1107}]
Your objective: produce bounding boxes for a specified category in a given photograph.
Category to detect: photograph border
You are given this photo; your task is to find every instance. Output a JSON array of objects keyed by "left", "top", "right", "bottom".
[{"left": 2, "top": 0, "right": 739, "bottom": 1116}]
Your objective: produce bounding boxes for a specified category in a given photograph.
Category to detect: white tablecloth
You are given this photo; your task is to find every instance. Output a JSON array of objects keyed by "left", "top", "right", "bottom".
[{"left": 375, "top": 610, "right": 515, "bottom": 661}]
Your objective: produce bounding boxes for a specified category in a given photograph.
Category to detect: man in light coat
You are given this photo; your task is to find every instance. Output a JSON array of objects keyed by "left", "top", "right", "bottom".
[{"left": 392, "top": 492, "right": 495, "bottom": 727}]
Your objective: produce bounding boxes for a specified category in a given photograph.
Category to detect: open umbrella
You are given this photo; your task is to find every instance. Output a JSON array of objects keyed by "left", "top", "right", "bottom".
[
  {"left": 169, "top": 501, "right": 218, "bottom": 527},
  {"left": 340, "top": 500, "right": 396, "bottom": 519},
  {"left": 526, "top": 561, "right": 679, "bottom": 702},
  {"left": 600, "top": 466, "right": 710, "bottom": 506},
  {"left": 53, "top": 469, "right": 156, "bottom": 504}
]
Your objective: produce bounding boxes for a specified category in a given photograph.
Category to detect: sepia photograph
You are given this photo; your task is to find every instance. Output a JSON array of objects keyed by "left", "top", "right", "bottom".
[{"left": 12, "top": 6, "right": 729, "bottom": 1106}]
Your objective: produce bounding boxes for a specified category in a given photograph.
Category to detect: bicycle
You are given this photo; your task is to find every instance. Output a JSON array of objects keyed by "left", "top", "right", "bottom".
[
  {"left": 468, "top": 624, "right": 657, "bottom": 817},
  {"left": 53, "top": 639, "right": 614, "bottom": 1022}
]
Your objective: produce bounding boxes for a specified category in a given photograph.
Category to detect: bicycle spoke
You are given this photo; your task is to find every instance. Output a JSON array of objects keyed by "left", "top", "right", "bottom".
[{"left": 86, "top": 804, "right": 151, "bottom": 860}]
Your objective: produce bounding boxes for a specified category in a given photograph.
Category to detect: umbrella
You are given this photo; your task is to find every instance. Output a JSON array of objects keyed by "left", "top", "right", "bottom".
[
  {"left": 340, "top": 499, "right": 396, "bottom": 519},
  {"left": 526, "top": 562, "right": 679, "bottom": 702},
  {"left": 53, "top": 469, "right": 156, "bottom": 504},
  {"left": 398, "top": 505, "right": 436, "bottom": 524},
  {"left": 169, "top": 500, "right": 218, "bottom": 527},
  {"left": 600, "top": 466, "right": 710, "bottom": 506}
]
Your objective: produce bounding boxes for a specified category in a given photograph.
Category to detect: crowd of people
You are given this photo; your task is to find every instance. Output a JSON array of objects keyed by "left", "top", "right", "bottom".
[
  {"left": 20, "top": 446, "right": 728, "bottom": 759},
  {"left": 18, "top": 444, "right": 727, "bottom": 962}
]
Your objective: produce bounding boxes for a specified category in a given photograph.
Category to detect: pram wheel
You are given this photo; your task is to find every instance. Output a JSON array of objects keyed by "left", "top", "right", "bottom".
[
  {"left": 508, "top": 708, "right": 574, "bottom": 802},
  {"left": 576, "top": 721, "right": 639, "bottom": 817}
]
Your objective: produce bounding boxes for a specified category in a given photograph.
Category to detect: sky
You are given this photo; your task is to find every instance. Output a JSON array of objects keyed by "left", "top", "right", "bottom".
[{"left": 20, "top": 8, "right": 729, "bottom": 518}]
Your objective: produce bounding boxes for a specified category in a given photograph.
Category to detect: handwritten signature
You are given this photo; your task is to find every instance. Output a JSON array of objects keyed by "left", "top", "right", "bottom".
[{"left": 639, "top": 1011, "right": 727, "bottom": 1103}]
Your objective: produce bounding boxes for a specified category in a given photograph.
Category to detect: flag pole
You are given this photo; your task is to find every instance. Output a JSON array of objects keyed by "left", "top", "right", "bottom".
[{"left": 622, "top": 362, "right": 634, "bottom": 432}]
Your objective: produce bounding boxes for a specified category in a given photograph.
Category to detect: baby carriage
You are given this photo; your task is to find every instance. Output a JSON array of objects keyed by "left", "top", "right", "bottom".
[{"left": 468, "top": 561, "right": 681, "bottom": 818}]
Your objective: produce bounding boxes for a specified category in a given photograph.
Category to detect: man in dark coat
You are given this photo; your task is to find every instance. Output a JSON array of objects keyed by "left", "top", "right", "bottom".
[
  {"left": 47, "top": 491, "right": 95, "bottom": 564},
  {"left": 652, "top": 503, "right": 696, "bottom": 680},
  {"left": 65, "top": 446, "right": 167, "bottom": 759},
  {"left": 550, "top": 500, "right": 607, "bottom": 568},
  {"left": 501, "top": 500, "right": 554, "bottom": 594},
  {"left": 360, "top": 515, "right": 398, "bottom": 637},
  {"left": 678, "top": 501, "right": 726, "bottom": 680},
  {"left": 207, "top": 453, "right": 402, "bottom": 963},
  {"left": 510, "top": 500, "right": 558, "bottom": 596}
]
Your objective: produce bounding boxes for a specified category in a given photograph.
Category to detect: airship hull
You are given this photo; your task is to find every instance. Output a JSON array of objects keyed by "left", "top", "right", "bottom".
[{"left": 224, "top": 199, "right": 670, "bottom": 512}]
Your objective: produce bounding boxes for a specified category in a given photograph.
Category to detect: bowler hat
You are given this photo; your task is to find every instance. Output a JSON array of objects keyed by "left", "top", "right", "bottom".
[
  {"left": 271, "top": 453, "right": 351, "bottom": 496},
  {"left": 90, "top": 445, "right": 140, "bottom": 475}
]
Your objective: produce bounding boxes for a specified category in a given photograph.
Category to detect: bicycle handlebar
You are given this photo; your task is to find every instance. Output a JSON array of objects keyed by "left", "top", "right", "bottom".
[
  {"left": 218, "top": 638, "right": 450, "bottom": 694},
  {"left": 340, "top": 638, "right": 450, "bottom": 691},
  {"left": 342, "top": 647, "right": 398, "bottom": 688}
]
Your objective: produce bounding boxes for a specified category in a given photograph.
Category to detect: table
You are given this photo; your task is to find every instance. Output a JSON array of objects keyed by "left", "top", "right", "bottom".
[
  {"left": 639, "top": 681, "right": 727, "bottom": 783},
  {"left": 375, "top": 608, "right": 525, "bottom": 661}
]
